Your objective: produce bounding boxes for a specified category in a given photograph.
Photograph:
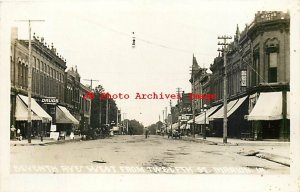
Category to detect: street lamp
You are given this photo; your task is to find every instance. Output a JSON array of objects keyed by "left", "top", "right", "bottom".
[{"left": 201, "top": 104, "right": 208, "bottom": 139}]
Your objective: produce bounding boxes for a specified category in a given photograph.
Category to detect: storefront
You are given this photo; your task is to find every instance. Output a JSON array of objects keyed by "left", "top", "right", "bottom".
[
  {"left": 193, "top": 105, "right": 221, "bottom": 136},
  {"left": 56, "top": 105, "right": 79, "bottom": 135},
  {"left": 14, "top": 94, "right": 52, "bottom": 138},
  {"left": 247, "top": 92, "right": 290, "bottom": 140},
  {"left": 208, "top": 96, "right": 249, "bottom": 138}
]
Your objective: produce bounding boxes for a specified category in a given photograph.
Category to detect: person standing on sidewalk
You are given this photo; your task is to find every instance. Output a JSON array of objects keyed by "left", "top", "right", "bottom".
[{"left": 17, "top": 128, "right": 20, "bottom": 141}]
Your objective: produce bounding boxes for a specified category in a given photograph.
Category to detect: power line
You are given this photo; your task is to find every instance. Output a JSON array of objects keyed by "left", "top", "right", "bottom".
[{"left": 71, "top": 13, "right": 216, "bottom": 56}]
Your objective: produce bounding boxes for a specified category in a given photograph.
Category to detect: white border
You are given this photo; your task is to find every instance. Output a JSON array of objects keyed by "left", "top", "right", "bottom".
[{"left": 0, "top": 0, "right": 299, "bottom": 192}]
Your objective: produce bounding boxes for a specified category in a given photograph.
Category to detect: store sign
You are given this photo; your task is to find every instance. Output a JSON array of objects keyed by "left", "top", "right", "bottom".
[
  {"left": 241, "top": 71, "right": 247, "bottom": 87},
  {"left": 41, "top": 97, "right": 59, "bottom": 105}
]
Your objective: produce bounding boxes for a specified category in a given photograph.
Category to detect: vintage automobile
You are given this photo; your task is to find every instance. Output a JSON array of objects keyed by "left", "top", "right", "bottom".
[{"left": 168, "top": 129, "right": 181, "bottom": 139}]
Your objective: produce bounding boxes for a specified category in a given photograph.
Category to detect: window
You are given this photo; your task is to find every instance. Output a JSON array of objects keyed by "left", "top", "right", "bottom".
[
  {"left": 265, "top": 38, "right": 279, "bottom": 83},
  {"left": 37, "top": 59, "right": 40, "bottom": 70},
  {"left": 252, "top": 55, "right": 259, "bottom": 86},
  {"left": 41, "top": 61, "right": 44, "bottom": 72},
  {"left": 33, "top": 57, "right": 36, "bottom": 68},
  {"left": 268, "top": 52, "right": 278, "bottom": 83}
]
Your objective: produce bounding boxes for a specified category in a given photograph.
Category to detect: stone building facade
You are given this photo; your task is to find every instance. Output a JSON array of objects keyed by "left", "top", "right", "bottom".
[{"left": 193, "top": 11, "right": 290, "bottom": 139}]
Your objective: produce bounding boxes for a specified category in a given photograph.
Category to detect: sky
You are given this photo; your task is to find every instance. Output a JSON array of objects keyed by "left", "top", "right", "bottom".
[{"left": 4, "top": 0, "right": 290, "bottom": 126}]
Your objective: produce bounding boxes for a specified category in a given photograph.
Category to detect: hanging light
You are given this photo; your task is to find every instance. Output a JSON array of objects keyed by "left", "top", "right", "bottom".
[{"left": 132, "top": 32, "right": 135, "bottom": 48}]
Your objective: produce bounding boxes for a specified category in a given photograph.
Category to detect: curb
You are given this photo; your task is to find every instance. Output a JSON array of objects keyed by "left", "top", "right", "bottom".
[
  {"left": 11, "top": 138, "right": 82, "bottom": 146},
  {"left": 180, "top": 137, "right": 218, "bottom": 145},
  {"left": 255, "top": 152, "right": 290, "bottom": 167}
]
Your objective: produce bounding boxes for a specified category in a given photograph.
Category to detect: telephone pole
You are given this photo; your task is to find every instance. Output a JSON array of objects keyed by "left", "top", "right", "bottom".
[
  {"left": 16, "top": 19, "right": 44, "bottom": 143},
  {"left": 190, "top": 66, "right": 196, "bottom": 138},
  {"left": 122, "top": 113, "right": 126, "bottom": 134},
  {"left": 106, "top": 99, "right": 109, "bottom": 125},
  {"left": 176, "top": 87, "right": 182, "bottom": 105},
  {"left": 218, "top": 35, "right": 232, "bottom": 144},
  {"left": 83, "top": 79, "right": 99, "bottom": 90},
  {"left": 170, "top": 100, "right": 173, "bottom": 138},
  {"left": 176, "top": 87, "right": 182, "bottom": 133}
]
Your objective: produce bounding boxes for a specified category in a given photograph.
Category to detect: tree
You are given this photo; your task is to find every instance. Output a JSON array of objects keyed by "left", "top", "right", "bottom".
[
  {"left": 90, "top": 85, "right": 105, "bottom": 128},
  {"left": 147, "top": 121, "right": 163, "bottom": 135},
  {"left": 128, "top": 119, "right": 144, "bottom": 135}
]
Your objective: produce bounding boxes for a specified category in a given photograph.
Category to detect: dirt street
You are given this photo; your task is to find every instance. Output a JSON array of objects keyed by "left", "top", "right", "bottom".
[{"left": 10, "top": 135, "right": 289, "bottom": 174}]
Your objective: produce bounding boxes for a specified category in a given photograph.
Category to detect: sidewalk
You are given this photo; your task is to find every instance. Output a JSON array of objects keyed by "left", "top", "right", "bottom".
[
  {"left": 180, "top": 135, "right": 290, "bottom": 166},
  {"left": 10, "top": 135, "right": 81, "bottom": 146}
]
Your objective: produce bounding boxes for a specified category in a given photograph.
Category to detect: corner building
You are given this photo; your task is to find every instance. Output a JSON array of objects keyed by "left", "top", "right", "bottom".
[{"left": 207, "top": 11, "right": 290, "bottom": 140}]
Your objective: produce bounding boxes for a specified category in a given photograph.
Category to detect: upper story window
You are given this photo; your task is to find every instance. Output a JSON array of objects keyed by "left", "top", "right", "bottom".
[
  {"left": 33, "top": 56, "right": 36, "bottom": 68},
  {"left": 265, "top": 38, "right": 279, "bottom": 83},
  {"left": 41, "top": 61, "right": 44, "bottom": 72},
  {"left": 37, "top": 59, "right": 40, "bottom": 70},
  {"left": 252, "top": 47, "right": 259, "bottom": 86}
]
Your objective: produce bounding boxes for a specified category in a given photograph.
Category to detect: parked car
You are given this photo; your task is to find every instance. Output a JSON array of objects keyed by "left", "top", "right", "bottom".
[
  {"left": 172, "top": 130, "right": 181, "bottom": 139},
  {"left": 168, "top": 130, "right": 181, "bottom": 139}
]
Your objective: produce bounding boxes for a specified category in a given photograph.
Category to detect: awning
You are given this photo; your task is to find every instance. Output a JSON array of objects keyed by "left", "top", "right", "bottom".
[
  {"left": 194, "top": 105, "right": 221, "bottom": 125},
  {"left": 248, "top": 92, "right": 290, "bottom": 121},
  {"left": 180, "top": 123, "right": 186, "bottom": 129},
  {"left": 16, "top": 95, "right": 52, "bottom": 123},
  {"left": 209, "top": 96, "right": 247, "bottom": 120},
  {"left": 56, "top": 105, "right": 79, "bottom": 124},
  {"left": 187, "top": 113, "right": 203, "bottom": 124},
  {"left": 15, "top": 95, "right": 41, "bottom": 121}
]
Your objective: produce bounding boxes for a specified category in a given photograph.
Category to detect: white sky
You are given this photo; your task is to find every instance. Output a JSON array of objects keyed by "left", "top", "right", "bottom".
[{"left": 5, "top": 0, "right": 290, "bottom": 126}]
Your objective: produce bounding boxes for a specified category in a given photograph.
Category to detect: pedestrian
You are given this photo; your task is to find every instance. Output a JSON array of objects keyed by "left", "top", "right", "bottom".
[
  {"left": 70, "top": 132, "right": 75, "bottom": 140},
  {"left": 145, "top": 127, "right": 149, "bottom": 139},
  {"left": 17, "top": 128, "right": 20, "bottom": 140},
  {"left": 11, "top": 125, "right": 16, "bottom": 140}
]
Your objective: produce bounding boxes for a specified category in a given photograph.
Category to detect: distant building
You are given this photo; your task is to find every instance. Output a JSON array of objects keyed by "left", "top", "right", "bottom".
[
  {"left": 79, "top": 83, "right": 92, "bottom": 131},
  {"left": 189, "top": 55, "right": 213, "bottom": 113}
]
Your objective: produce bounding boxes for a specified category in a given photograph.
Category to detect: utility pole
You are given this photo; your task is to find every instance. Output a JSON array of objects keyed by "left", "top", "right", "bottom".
[
  {"left": 218, "top": 35, "right": 232, "bottom": 144},
  {"left": 190, "top": 65, "right": 196, "bottom": 138},
  {"left": 176, "top": 87, "right": 182, "bottom": 133},
  {"left": 122, "top": 113, "right": 126, "bottom": 134},
  {"left": 176, "top": 87, "right": 182, "bottom": 105},
  {"left": 192, "top": 73, "right": 195, "bottom": 138},
  {"left": 116, "top": 109, "right": 119, "bottom": 126},
  {"left": 170, "top": 100, "right": 173, "bottom": 138},
  {"left": 162, "top": 110, "right": 165, "bottom": 134},
  {"left": 106, "top": 99, "right": 109, "bottom": 125},
  {"left": 165, "top": 107, "right": 168, "bottom": 131},
  {"left": 83, "top": 79, "right": 99, "bottom": 90},
  {"left": 16, "top": 19, "right": 44, "bottom": 143}
]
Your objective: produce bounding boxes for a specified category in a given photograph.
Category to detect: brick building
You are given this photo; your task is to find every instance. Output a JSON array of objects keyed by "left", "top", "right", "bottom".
[{"left": 10, "top": 28, "right": 88, "bottom": 138}]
